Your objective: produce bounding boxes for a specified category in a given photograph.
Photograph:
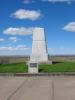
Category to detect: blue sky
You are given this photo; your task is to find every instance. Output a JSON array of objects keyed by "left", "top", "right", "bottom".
[{"left": 0, "top": 0, "right": 75, "bottom": 55}]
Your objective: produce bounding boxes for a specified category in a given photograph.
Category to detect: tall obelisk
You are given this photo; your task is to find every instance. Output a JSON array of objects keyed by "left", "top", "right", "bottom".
[
  {"left": 30, "top": 27, "right": 48, "bottom": 63},
  {"left": 28, "top": 27, "right": 48, "bottom": 73}
]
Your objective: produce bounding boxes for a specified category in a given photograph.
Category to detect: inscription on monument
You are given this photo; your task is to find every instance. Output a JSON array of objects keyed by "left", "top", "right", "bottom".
[{"left": 30, "top": 63, "right": 37, "bottom": 67}]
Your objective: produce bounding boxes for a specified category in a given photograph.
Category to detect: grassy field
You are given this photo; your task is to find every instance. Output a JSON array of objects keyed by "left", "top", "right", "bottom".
[
  {"left": 0, "top": 62, "right": 75, "bottom": 73},
  {"left": 0, "top": 63, "right": 28, "bottom": 73},
  {"left": 39, "top": 62, "right": 75, "bottom": 73}
]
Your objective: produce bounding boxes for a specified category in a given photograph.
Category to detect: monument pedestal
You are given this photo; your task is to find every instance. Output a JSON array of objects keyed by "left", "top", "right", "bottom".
[{"left": 28, "top": 61, "right": 38, "bottom": 73}]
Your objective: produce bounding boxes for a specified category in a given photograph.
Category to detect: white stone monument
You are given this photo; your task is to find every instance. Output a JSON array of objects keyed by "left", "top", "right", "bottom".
[
  {"left": 30, "top": 27, "right": 48, "bottom": 62},
  {"left": 28, "top": 27, "right": 48, "bottom": 73}
]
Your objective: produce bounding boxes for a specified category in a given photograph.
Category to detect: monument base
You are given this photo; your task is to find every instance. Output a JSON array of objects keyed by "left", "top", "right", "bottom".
[{"left": 28, "top": 61, "right": 38, "bottom": 73}]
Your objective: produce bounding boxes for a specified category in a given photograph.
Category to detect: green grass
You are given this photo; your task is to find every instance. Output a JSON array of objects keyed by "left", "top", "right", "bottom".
[
  {"left": 39, "top": 62, "right": 75, "bottom": 73},
  {"left": 0, "top": 62, "right": 75, "bottom": 73},
  {"left": 0, "top": 63, "right": 28, "bottom": 73}
]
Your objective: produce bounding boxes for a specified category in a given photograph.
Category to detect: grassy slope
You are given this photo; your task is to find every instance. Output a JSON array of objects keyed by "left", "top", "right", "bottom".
[
  {"left": 0, "top": 62, "right": 75, "bottom": 73},
  {"left": 0, "top": 63, "right": 28, "bottom": 73},
  {"left": 39, "top": 62, "right": 75, "bottom": 73}
]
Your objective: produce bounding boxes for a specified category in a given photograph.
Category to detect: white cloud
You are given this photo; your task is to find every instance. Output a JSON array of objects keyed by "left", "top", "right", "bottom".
[
  {"left": 0, "top": 45, "right": 29, "bottom": 51},
  {"left": 11, "top": 9, "right": 42, "bottom": 21},
  {"left": 0, "top": 45, "right": 30, "bottom": 56},
  {"left": 42, "top": 0, "right": 73, "bottom": 4},
  {"left": 3, "top": 27, "right": 34, "bottom": 35},
  {"left": 62, "top": 22, "right": 75, "bottom": 32},
  {"left": 0, "top": 46, "right": 13, "bottom": 51},
  {"left": 15, "top": 45, "right": 29, "bottom": 50},
  {"left": 0, "top": 38, "right": 5, "bottom": 42},
  {"left": 48, "top": 0, "right": 70, "bottom": 2},
  {"left": 9, "top": 37, "right": 21, "bottom": 42},
  {"left": 23, "top": 0, "right": 34, "bottom": 4}
]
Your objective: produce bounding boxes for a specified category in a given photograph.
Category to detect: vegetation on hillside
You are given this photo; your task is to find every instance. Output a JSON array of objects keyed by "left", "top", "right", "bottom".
[
  {"left": 0, "top": 63, "right": 27, "bottom": 73},
  {"left": 39, "top": 62, "right": 75, "bottom": 73},
  {"left": 0, "top": 62, "right": 75, "bottom": 73}
]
